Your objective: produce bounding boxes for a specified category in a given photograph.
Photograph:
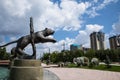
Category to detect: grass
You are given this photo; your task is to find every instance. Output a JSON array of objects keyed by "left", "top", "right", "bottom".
[{"left": 66, "top": 63, "right": 120, "bottom": 72}]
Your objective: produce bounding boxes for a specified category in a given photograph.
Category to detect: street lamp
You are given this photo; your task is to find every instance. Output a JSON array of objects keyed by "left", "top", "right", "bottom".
[{"left": 48, "top": 48, "right": 50, "bottom": 64}]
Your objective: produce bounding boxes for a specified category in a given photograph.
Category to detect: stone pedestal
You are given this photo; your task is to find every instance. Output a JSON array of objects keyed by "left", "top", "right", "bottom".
[{"left": 10, "top": 59, "right": 43, "bottom": 80}]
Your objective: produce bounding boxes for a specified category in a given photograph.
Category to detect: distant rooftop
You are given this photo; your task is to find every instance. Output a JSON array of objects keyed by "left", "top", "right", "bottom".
[
  {"left": 70, "top": 44, "right": 82, "bottom": 47},
  {"left": 109, "top": 34, "right": 120, "bottom": 39}
]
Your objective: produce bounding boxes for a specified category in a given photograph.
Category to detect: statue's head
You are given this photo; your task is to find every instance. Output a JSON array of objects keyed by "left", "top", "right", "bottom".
[{"left": 44, "top": 28, "right": 55, "bottom": 36}]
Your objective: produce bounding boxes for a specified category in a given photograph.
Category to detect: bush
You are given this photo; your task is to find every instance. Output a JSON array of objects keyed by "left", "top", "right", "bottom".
[
  {"left": 89, "top": 58, "right": 99, "bottom": 68},
  {"left": 91, "top": 58, "right": 99, "bottom": 66},
  {"left": 73, "top": 56, "right": 89, "bottom": 67}
]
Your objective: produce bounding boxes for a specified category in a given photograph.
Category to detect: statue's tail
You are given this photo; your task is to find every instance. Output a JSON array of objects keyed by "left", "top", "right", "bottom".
[{"left": 0, "top": 40, "right": 18, "bottom": 47}]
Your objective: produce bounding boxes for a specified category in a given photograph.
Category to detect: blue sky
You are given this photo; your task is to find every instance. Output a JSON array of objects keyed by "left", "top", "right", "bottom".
[
  {"left": 53, "top": 0, "right": 120, "bottom": 40},
  {"left": 0, "top": 0, "right": 120, "bottom": 58}
]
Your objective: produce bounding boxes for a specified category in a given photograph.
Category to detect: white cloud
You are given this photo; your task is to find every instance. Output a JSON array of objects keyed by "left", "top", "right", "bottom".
[
  {"left": 112, "top": 16, "right": 120, "bottom": 33},
  {"left": 39, "top": 37, "right": 75, "bottom": 52},
  {"left": 3, "top": 0, "right": 31, "bottom": 17},
  {"left": 86, "top": 24, "right": 104, "bottom": 32},
  {"left": 0, "top": 0, "right": 117, "bottom": 58},
  {"left": 86, "top": 0, "right": 118, "bottom": 17},
  {"left": 0, "top": 36, "right": 4, "bottom": 43},
  {"left": 38, "top": 0, "right": 90, "bottom": 31},
  {"left": 0, "top": 0, "right": 91, "bottom": 37},
  {"left": 97, "top": 0, "right": 118, "bottom": 10},
  {"left": 10, "top": 36, "right": 18, "bottom": 41},
  {"left": 93, "top": 0, "right": 98, "bottom": 3},
  {"left": 75, "top": 24, "right": 104, "bottom": 48},
  {"left": 75, "top": 30, "right": 88, "bottom": 45},
  {"left": 34, "top": 37, "right": 74, "bottom": 58},
  {"left": 0, "top": 0, "right": 116, "bottom": 35}
]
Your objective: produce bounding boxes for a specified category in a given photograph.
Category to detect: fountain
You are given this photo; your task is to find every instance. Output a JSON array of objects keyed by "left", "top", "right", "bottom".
[
  {"left": 0, "top": 17, "right": 58, "bottom": 80},
  {"left": 0, "top": 67, "right": 60, "bottom": 80}
]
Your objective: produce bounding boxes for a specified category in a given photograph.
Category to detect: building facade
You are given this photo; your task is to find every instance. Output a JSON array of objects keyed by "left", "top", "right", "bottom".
[
  {"left": 70, "top": 44, "right": 82, "bottom": 51},
  {"left": 90, "top": 31, "right": 105, "bottom": 50},
  {"left": 109, "top": 35, "right": 120, "bottom": 49}
]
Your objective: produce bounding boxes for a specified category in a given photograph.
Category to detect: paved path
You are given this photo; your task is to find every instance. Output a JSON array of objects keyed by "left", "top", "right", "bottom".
[{"left": 45, "top": 68, "right": 120, "bottom": 80}]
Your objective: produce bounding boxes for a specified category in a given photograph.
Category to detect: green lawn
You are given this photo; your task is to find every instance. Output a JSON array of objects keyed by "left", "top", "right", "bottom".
[{"left": 66, "top": 64, "right": 120, "bottom": 72}]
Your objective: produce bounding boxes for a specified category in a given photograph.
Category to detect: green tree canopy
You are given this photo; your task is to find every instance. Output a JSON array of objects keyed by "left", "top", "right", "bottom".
[{"left": 0, "top": 47, "right": 10, "bottom": 60}]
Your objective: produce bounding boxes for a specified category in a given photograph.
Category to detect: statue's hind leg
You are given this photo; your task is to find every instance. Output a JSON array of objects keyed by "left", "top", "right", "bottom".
[
  {"left": 10, "top": 47, "right": 17, "bottom": 60},
  {"left": 9, "top": 47, "right": 17, "bottom": 69},
  {"left": 15, "top": 47, "right": 32, "bottom": 59}
]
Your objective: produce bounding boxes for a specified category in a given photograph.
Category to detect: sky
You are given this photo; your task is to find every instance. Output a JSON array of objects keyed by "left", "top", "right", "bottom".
[{"left": 0, "top": 0, "right": 120, "bottom": 58}]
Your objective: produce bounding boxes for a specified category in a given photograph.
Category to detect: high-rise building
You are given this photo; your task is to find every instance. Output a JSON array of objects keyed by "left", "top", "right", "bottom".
[
  {"left": 90, "top": 31, "right": 105, "bottom": 50},
  {"left": 109, "top": 35, "right": 120, "bottom": 49},
  {"left": 70, "top": 44, "right": 82, "bottom": 51}
]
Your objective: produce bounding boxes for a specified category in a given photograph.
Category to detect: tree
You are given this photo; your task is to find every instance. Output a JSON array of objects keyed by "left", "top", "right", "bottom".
[
  {"left": 0, "top": 47, "right": 10, "bottom": 60},
  {"left": 112, "top": 49, "right": 119, "bottom": 62},
  {"left": 57, "top": 52, "right": 64, "bottom": 62},
  {"left": 85, "top": 49, "right": 95, "bottom": 60},
  {"left": 95, "top": 50, "right": 106, "bottom": 61},
  {"left": 42, "top": 53, "right": 49, "bottom": 61},
  {"left": 50, "top": 51, "right": 58, "bottom": 63},
  {"left": 42, "top": 48, "right": 120, "bottom": 64},
  {"left": 74, "top": 49, "right": 84, "bottom": 57}
]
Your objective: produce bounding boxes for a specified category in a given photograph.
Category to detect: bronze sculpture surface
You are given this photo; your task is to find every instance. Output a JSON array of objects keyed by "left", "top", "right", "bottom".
[{"left": 0, "top": 18, "right": 56, "bottom": 59}]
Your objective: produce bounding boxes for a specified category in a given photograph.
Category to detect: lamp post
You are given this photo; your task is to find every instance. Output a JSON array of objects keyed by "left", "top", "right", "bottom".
[{"left": 48, "top": 48, "right": 50, "bottom": 64}]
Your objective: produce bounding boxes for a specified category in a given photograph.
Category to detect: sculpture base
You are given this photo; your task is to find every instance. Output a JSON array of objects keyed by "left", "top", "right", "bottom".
[{"left": 10, "top": 59, "right": 43, "bottom": 80}]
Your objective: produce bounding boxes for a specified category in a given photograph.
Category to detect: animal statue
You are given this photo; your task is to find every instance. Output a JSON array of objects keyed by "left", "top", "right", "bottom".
[
  {"left": 91, "top": 58, "right": 99, "bottom": 66},
  {"left": 0, "top": 28, "right": 56, "bottom": 59},
  {"left": 73, "top": 56, "right": 89, "bottom": 66}
]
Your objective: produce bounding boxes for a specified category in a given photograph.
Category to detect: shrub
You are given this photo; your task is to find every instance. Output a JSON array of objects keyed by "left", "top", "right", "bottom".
[{"left": 73, "top": 56, "right": 89, "bottom": 67}]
